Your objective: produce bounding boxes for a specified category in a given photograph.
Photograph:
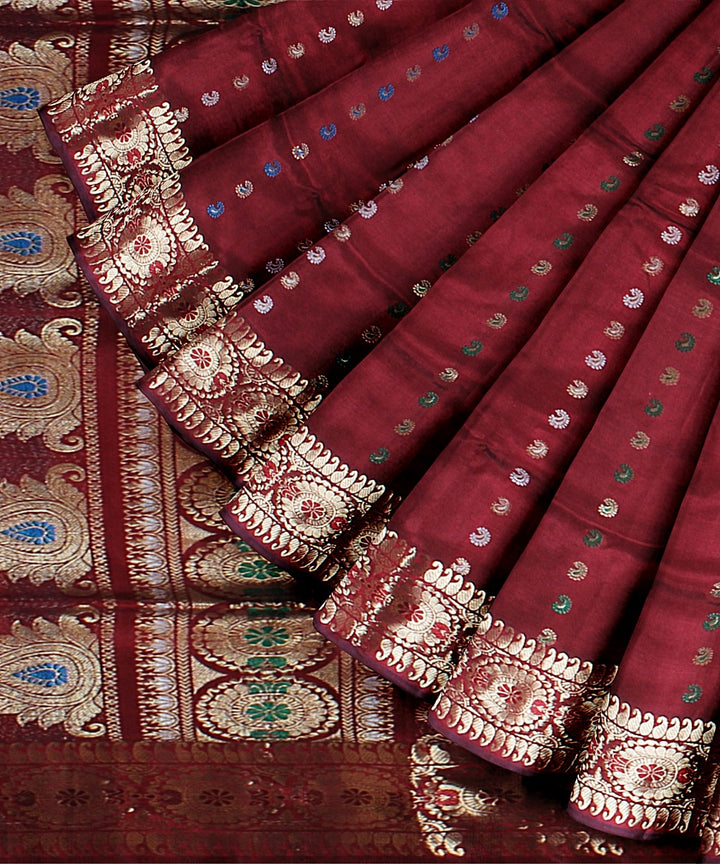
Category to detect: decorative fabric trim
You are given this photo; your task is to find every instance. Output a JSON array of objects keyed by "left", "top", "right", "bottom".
[
  {"left": 431, "top": 615, "right": 617, "bottom": 773},
  {"left": 145, "top": 314, "right": 321, "bottom": 476},
  {"left": 702, "top": 801, "right": 720, "bottom": 859},
  {"left": 317, "top": 531, "right": 488, "bottom": 693},
  {"left": 222, "top": 427, "right": 396, "bottom": 579},
  {"left": 73, "top": 173, "right": 248, "bottom": 360},
  {"left": 571, "top": 695, "right": 716, "bottom": 836},
  {"left": 45, "top": 61, "right": 191, "bottom": 216}
]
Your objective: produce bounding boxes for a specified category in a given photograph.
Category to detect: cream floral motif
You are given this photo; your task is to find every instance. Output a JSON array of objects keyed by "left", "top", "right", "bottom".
[
  {"left": 0, "top": 610, "right": 104, "bottom": 737},
  {"left": 432, "top": 615, "right": 617, "bottom": 773},
  {"left": 74, "top": 173, "right": 246, "bottom": 359},
  {"left": 223, "top": 427, "right": 396, "bottom": 579},
  {"left": 0, "top": 39, "right": 72, "bottom": 162},
  {"left": 184, "top": 537, "right": 294, "bottom": 599},
  {"left": 176, "top": 460, "right": 236, "bottom": 531},
  {"left": 0, "top": 176, "right": 78, "bottom": 306},
  {"left": 147, "top": 314, "right": 321, "bottom": 474},
  {"left": 195, "top": 677, "right": 340, "bottom": 741},
  {"left": 571, "top": 695, "right": 715, "bottom": 834},
  {"left": 0, "top": 318, "right": 82, "bottom": 451},
  {"left": 0, "top": 464, "right": 93, "bottom": 592},
  {"left": 0, "top": 0, "right": 74, "bottom": 14},
  {"left": 45, "top": 60, "right": 191, "bottom": 215},
  {"left": 317, "top": 531, "right": 488, "bottom": 692}
]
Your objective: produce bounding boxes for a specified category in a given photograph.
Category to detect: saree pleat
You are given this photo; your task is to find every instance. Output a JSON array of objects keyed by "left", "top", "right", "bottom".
[
  {"left": 314, "top": 43, "right": 720, "bottom": 695},
  {"left": 37, "top": 0, "right": 720, "bottom": 851},
  {"left": 220, "top": 0, "right": 720, "bottom": 579},
  {"left": 39, "top": 0, "right": 474, "bottom": 219},
  {"left": 67, "top": 0, "right": 701, "bottom": 368},
  {"left": 428, "top": 180, "right": 720, "bottom": 776},
  {"left": 137, "top": 0, "right": 705, "bottom": 482},
  {"left": 568, "top": 401, "right": 720, "bottom": 840}
]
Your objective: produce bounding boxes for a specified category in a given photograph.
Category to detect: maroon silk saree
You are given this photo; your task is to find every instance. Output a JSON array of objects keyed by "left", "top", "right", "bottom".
[{"left": 33, "top": 0, "right": 720, "bottom": 857}]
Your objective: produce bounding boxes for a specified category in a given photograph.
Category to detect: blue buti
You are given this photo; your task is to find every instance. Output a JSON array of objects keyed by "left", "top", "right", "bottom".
[
  {"left": 432, "top": 45, "right": 450, "bottom": 62},
  {"left": 492, "top": 2, "right": 509, "bottom": 19},
  {"left": 264, "top": 160, "right": 282, "bottom": 177},
  {"left": 2, "top": 520, "right": 56, "bottom": 545},
  {"left": 378, "top": 84, "right": 394, "bottom": 101},
  {"left": 206, "top": 202, "right": 225, "bottom": 218},
  {"left": 0, "top": 374, "right": 49, "bottom": 399},
  {"left": 0, "top": 86, "right": 41, "bottom": 111},
  {"left": 0, "top": 231, "right": 43, "bottom": 257},
  {"left": 319, "top": 124, "right": 337, "bottom": 141},
  {"left": 13, "top": 663, "right": 69, "bottom": 688}
]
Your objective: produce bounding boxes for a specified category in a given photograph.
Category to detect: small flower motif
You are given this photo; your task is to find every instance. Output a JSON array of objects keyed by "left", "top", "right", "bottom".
[
  {"left": 643, "top": 256, "right": 664, "bottom": 276},
  {"left": 526, "top": 439, "right": 549, "bottom": 459},
  {"left": 693, "top": 298, "right": 713, "bottom": 318},
  {"left": 318, "top": 27, "right": 336, "bottom": 43},
  {"left": 394, "top": 419, "right": 415, "bottom": 436},
  {"left": 413, "top": 280, "right": 431, "bottom": 297},
  {"left": 264, "top": 160, "right": 282, "bottom": 178},
  {"left": 306, "top": 246, "right": 326, "bottom": 264},
  {"left": 235, "top": 180, "right": 254, "bottom": 198},
  {"left": 253, "top": 295, "right": 273, "bottom": 314},
  {"left": 630, "top": 431, "right": 650, "bottom": 450},
  {"left": 623, "top": 288, "right": 644, "bottom": 308},
  {"left": 236, "top": 559, "right": 282, "bottom": 581},
  {"left": 598, "top": 498, "right": 619, "bottom": 518},
  {"left": 261, "top": 58, "right": 278, "bottom": 75},
  {"left": 490, "top": 497, "right": 511, "bottom": 515},
  {"left": 175, "top": 106, "right": 189, "bottom": 122},
  {"left": 287, "top": 42, "right": 305, "bottom": 59},
  {"left": 567, "top": 379, "right": 588, "bottom": 399},
  {"left": 362, "top": 326, "right": 381, "bottom": 343},
  {"left": 577, "top": 203, "right": 598, "bottom": 221},
  {"left": 246, "top": 701, "right": 291, "bottom": 723},
  {"left": 623, "top": 151, "right": 644, "bottom": 167},
  {"left": 679, "top": 198, "right": 699, "bottom": 217},
  {"left": 552, "top": 594, "right": 572, "bottom": 614},
  {"left": 266, "top": 258, "right": 284, "bottom": 274},
  {"left": 280, "top": 271, "right": 299, "bottom": 290},
  {"left": 659, "top": 366, "right": 680, "bottom": 386},
  {"left": 675, "top": 332, "right": 696, "bottom": 353},
  {"left": 469, "top": 526, "right": 491, "bottom": 547},
  {"left": 670, "top": 95, "right": 690, "bottom": 112},
  {"left": 319, "top": 123, "right": 337, "bottom": 141},
  {"left": 698, "top": 164, "right": 719, "bottom": 185},
  {"left": 413, "top": 156, "right": 429, "bottom": 170},
  {"left": 491, "top": 2, "right": 509, "bottom": 19},
  {"left": 432, "top": 44, "right": 450, "bottom": 62},
  {"left": 341, "top": 787, "right": 372, "bottom": 805},
  {"left": 548, "top": 409, "right": 570, "bottom": 430},
  {"left": 349, "top": 103, "right": 366, "bottom": 120},
  {"left": 333, "top": 225, "right": 352, "bottom": 242},
  {"left": 487, "top": 312, "right": 507, "bottom": 329},
  {"left": 206, "top": 202, "right": 224, "bottom": 218},
  {"left": 537, "top": 628, "right": 557, "bottom": 645},
  {"left": 509, "top": 467, "right": 530, "bottom": 487},
  {"left": 201, "top": 90, "right": 220, "bottom": 106},
  {"left": 531, "top": 259, "right": 552, "bottom": 276},
  {"left": 406, "top": 65, "right": 422, "bottom": 82},
  {"left": 378, "top": 84, "right": 394, "bottom": 101},
  {"left": 660, "top": 225, "right": 682, "bottom": 245},
  {"left": 567, "top": 561, "right": 588, "bottom": 581},
  {"left": 585, "top": 350, "right": 606, "bottom": 370},
  {"left": 376, "top": 0, "right": 393, "bottom": 9},
  {"left": 604, "top": 320, "right": 625, "bottom": 340},
  {"left": 614, "top": 463, "right": 634, "bottom": 483},
  {"left": 292, "top": 143, "right": 310, "bottom": 160},
  {"left": 233, "top": 75, "right": 249, "bottom": 89},
  {"left": 244, "top": 624, "right": 290, "bottom": 648},
  {"left": 438, "top": 367, "right": 458, "bottom": 382},
  {"left": 464, "top": 23, "right": 480, "bottom": 40},
  {"left": 358, "top": 200, "right": 378, "bottom": 218},
  {"left": 451, "top": 557, "right": 471, "bottom": 575},
  {"left": 348, "top": 10, "right": 364, "bottom": 26},
  {"left": 57, "top": 788, "right": 90, "bottom": 808}
]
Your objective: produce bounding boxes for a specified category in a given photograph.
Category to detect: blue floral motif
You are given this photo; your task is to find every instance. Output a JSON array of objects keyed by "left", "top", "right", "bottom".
[
  {"left": 0, "top": 374, "right": 49, "bottom": 399},
  {"left": 13, "top": 663, "right": 69, "bottom": 688},
  {"left": 264, "top": 160, "right": 282, "bottom": 178},
  {"left": 319, "top": 124, "right": 337, "bottom": 141},
  {"left": 491, "top": 2, "right": 509, "bottom": 19},
  {"left": 432, "top": 44, "right": 450, "bottom": 62},
  {"left": 0, "top": 231, "right": 43, "bottom": 256},
  {"left": 378, "top": 84, "right": 394, "bottom": 101},
  {"left": 2, "top": 520, "right": 56, "bottom": 545},
  {"left": 206, "top": 202, "right": 225, "bottom": 218},
  {"left": 0, "top": 86, "right": 41, "bottom": 111}
]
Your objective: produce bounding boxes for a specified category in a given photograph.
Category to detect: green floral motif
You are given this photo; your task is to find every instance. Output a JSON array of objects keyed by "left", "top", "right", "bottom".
[
  {"left": 387, "top": 301, "right": 408, "bottom": 318},
  {"left": 583, "top": 529, "right": 603, "bottom": 548},
  {"left": 682, "top": 684, "right": 702, "bottom": 704},
  {"left": 614, "top": 464, "right": 634, "bottom": 483},
  {"left": 675, "top": 332, "right": 696, "bottom": 353},
  {"left": 236, "top": 559, "right": 284, "bottom": 581},
  {"left": 418, "top": 392, "right": 439, "bottom": 407},
  {"left": 461, "top": 340, "right": 483, "bottom": 356},
  {"left": 694, "top": 66, "right": 713, "bottom": 84},
  {"left": 644, "top": 398, "right": 664, "bottom": 417},
  {"left": 509, "top": 285, "right": 528, "bottom": 302},
  {"left": 246, "top": 700, "right": 292, "bottom": 723},
  {"left": 553, "top": 232, "right": 574, "bottom": 249},
  {"left": 706, "top": 267, "right": 720, "bottom": 286},
  {"left": 552, "top": 594, "right": 572, "bottom": 614},
  {"left": 369, "top": 447, "right": 390, "bottom": 464},
  {"left": 440, "top": 253, "right": 458, "bottom": 271},
  {"left": 600, "top": 176, "right": 620, "bottom": 192},
  {"left": 244, "top": 624, "right": 290, "bottom": 648},
  {"left": 644, "top": 124, "right": 665, "bottom": 141},
  {"left": 703, "top": 613, "right": 720, "bottom": 631}
]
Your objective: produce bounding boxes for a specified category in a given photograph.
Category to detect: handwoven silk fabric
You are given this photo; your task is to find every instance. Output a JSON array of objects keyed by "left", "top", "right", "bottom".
[
  {"left": 26, "top": 0, "right": 720, "bottom": 858},
  {"left": 67, "top": 0, "right": 693, "bottom": 368},
  {"left": 138, "top": 0, "right": 701, "bottom": 479},
  {"left": 568, "top": 399, "right": 720, "bottom": 839},
  {"left": 220, "top": 0, "right": 720, "bottom": 579},
  {"left": 39, "top": 0, "right": 473, "bottom": 219},
  {"left": 314, "top": 45, "right": 720, "bottom": 696},
  {"left": 429, "top": 183, "right": 720, "bottom": 777}
]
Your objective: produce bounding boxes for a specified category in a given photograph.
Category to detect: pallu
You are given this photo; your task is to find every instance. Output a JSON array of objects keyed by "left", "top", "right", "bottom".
[{"left": 14, "top": 0, "right": 720, "bottom": 858}]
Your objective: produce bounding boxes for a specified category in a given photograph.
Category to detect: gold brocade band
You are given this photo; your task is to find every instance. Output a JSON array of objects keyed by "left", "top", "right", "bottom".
[
  {"left": 316, "top": 531, "right": 488, "bottom": 695},
  {"left": 44, "top": 61, "right": 192, "bottom": 217},
  {"left": 430, "top": 616, "right": 617, "bottom": 774},
  {"left": 142, "top": 312, "right": 321, "bottom": 480},
  {"left": 71, "top": 172, "right": 251, "bottom": 363},
  {"left": 570, "top": 695, "right": 716, "bottom": 838},
  {"left": 221, "top": 426, "right": 397, "bottom": 580}
]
